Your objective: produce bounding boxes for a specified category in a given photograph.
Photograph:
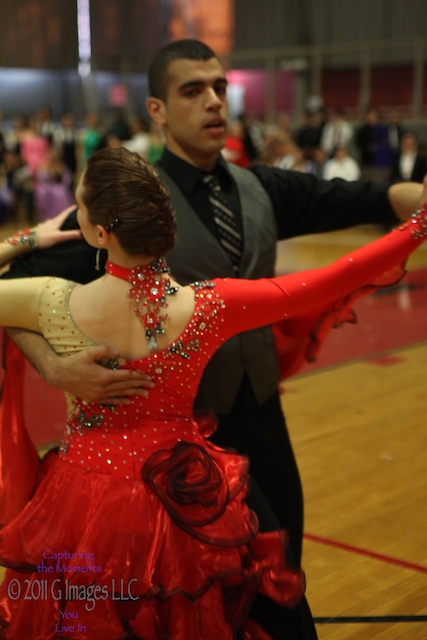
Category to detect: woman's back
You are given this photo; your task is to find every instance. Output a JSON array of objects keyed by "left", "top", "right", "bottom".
[
  {"left": 38, "top": 275, "right": 225, "bottom": 478},
  {"left": 67, "top": 269, "right": 196, "bottom": 361}
]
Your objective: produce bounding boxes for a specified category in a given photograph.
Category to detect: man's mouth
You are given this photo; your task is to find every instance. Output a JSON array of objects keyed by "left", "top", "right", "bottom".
[{"left": 204, "top": 119, "right": 225, "bottom": 130}]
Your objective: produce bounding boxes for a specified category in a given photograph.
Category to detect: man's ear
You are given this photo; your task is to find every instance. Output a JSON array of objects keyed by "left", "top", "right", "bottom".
[{"left": 146, "top": 97, "right": 167, "bottom": 126}]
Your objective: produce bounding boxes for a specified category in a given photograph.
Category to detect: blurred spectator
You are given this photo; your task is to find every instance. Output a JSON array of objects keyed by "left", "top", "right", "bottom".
[
  {"left": 245, "top": 113, "right": 267, "bottom": 159},
  {"left": 322, "top": 145, "right": 361, "bottom": 181},
  {"left": 320, "top": 107, "right": 354, "bottom": 158},
  {"left": 272, "top": 135, "right": 299, "bottom": 169},
  {"left": 386, "top": 109, "right": 405, "bottom": 166},
  {"left": 257, "top": 131, "right": 282, "bottom": 166},
  {"left": 35, "top": 106, "right": 56, "bottom": 145},
  {"left": 96, "top": 131, "right": 123, "bottom": 151},
  {"left": 8, "top": 149, "right": 35, "bottom": 223},
  {"left": 147, "top": 122, "right": 165, "bottom": 164},
  {"left": 311, "top": 146, "right": 327, "bottom": 178},
  {"left": 289, "top": 145, "right": 316, "bottom": 174},
  {"left": 295, "top": 108, "right": 325, "bottom": 158},
  {"left": 356, "top": 107, "right": 390, "bottom": 180},
  {"left": 0, "top": 151, "right": 16, "bottom": 222},
  {"left": 222, "top": 120, "right": 250, "bottom": 168},
  {"left": 19, "top": 117, "right": 50, "bottom": 176},
  {"left": 122, "top": 117, "right": 150, "bottom": 159},
  {"left": 53, "top": 113, "right": 78, "bottom": 185},
  {"left": 389, "top": 131, "right": 427, "bottom": 183},
  {"left": 276, "top": 112, "right": 293, "bottom": 140},
  {"left": 34, "top": 146, "right": 74, "bottom": 221},
  {"left": 237, "top": 113, "right": 259, "bottom": 163},
  {"left": 0, "top": 114, "right": 6, "bottom": 166},
  {"left": 79, "top": 112, "right": 103, "bottom": 170},
  {"left": 0, "top": 111, "right": 12, "bottom": 147},
  {"left": 4, "top": 115, "right": 27, "bottom": 153},
  {"left": 107, "top": 107, "right": 131, "bottom": 142}
]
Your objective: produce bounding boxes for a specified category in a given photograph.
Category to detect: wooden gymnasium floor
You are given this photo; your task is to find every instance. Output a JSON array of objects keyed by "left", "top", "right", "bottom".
[
  {"left": 275, "top": 227, "right": 427, "bottom": 639},
  {"left": 1, "top": 220, "right": 427, "bottom": 638}
]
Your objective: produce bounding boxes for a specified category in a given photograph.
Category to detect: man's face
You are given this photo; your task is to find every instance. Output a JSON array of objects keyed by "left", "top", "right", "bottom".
[{"left": 147, "top": 57, "right": 228, "bottom": 171}]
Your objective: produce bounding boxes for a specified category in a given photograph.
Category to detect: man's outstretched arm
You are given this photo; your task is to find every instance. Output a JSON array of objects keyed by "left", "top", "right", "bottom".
[{"left": 6, "top": 328, "right": 154, "bottom": 404}]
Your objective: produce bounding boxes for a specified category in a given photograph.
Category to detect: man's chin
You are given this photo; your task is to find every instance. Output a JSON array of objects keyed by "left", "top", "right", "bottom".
[{"left": 203, "top": 137, "right": 226, "bottom": 156}]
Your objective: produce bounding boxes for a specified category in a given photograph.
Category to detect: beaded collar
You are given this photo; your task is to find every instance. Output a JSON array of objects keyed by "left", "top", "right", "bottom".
[{"left": 106, "top": 258, "right": 179, "bottom": 350}]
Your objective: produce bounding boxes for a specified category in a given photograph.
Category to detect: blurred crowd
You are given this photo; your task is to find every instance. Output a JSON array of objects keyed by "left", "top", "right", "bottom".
[
  {"left": 1, "top": 102, "right": 426, "bottom": 226},
  {"left": 230, "top": 106, "right": 427, "bottom": 184},
  {"left": 0, "top": 106, "right": 164, "bottom": 225}
]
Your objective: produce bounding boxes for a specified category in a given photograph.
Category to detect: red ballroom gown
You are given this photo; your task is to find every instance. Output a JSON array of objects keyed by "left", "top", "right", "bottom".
[{"left": 0, "top": 212, "right": 426, "bottom": 639}]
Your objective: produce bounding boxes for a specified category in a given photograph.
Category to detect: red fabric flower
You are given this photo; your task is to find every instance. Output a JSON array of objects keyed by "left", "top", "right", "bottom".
[{"left": 142, "top": 442, "right": 230, "bottom": 532}]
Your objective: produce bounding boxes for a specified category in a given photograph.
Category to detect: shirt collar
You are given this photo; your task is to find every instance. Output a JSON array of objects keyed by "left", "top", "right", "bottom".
[{"left": 158, "top": 147, "right": 233, "bottom": 194}]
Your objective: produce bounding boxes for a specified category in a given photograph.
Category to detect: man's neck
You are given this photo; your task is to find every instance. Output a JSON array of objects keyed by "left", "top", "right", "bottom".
[
  {"left": 165, "top": 144, "right": 219, "bottom": 173},
  {"left": 164, "top": 146, "right": 222, "bottom": 172}
]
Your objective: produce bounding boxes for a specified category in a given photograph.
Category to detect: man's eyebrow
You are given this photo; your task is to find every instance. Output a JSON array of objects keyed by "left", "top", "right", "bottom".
[{"left": 178, "top": 77, "right": 228, "bottom": 91}]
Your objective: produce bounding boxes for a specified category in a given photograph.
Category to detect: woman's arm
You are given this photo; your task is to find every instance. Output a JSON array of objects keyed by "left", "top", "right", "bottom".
[
  {"left": 218, "top": 210, "right": 427, "bottom": 340},
  {"left": 0, "top": 273, "right": 154, "bottom": 403},
  {"left": 0, "top": 207, "right": 82, "bottom": 271},
  {"left": 0, "top": 278, "right": 46, "bottom": 331}
]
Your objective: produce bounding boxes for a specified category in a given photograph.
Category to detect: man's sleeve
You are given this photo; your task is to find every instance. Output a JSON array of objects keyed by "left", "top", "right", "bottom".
[
  {"left": 1, "top": 209, "right": 103, "bottom": 284},
  {"left": 250, "top": 165, "right": 397, "bottom": 240}
]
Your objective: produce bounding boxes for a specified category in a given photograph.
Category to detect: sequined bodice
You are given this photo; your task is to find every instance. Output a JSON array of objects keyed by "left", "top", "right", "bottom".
[{"left": 38, "top": 277, "right": 225, "bottom": 480}]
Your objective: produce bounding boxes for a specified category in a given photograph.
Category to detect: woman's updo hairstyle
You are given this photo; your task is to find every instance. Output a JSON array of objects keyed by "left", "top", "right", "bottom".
[{"left": 82, "top": 147, "right": 176, "bottom": 258}]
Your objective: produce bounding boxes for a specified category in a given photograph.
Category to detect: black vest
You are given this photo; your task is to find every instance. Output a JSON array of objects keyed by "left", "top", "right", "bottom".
[{"left": 158, "top": 163, "right": 280, "bottom": 414}]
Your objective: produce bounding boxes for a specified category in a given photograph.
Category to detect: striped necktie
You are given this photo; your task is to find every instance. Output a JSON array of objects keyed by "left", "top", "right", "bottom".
[{"left": 203, "top": 174, "right": 243, "bottom": 273}]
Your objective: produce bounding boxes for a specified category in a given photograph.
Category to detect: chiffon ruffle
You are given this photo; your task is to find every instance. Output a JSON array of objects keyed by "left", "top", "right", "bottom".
[
  {"left": 0, "top": 334, "right": 39, "bottom": 527},
  {"left": 272, "top": 262, "right": 406, "bottom": 380}
]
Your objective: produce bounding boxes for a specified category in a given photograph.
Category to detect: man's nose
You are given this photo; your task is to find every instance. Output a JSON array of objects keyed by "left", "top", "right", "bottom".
[{"left": 205, "top": 88, "right": 223, "bottom": 110}]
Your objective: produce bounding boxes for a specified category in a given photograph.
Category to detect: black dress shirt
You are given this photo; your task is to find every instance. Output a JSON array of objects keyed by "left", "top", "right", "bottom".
[{"left": 159, "top": 148, "right": 397, "bottom": 243}]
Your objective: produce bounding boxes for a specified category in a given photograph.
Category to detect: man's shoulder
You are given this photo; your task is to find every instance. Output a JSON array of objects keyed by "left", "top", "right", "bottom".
[{"left": 60, "top": 208, "right": 79, "bottom": 230}]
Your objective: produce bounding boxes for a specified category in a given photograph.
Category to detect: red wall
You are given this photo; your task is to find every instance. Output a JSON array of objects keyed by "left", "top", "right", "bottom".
[
  {"left": 227, "top": 69, "right": 295, "bottom": 114},
  {"left": 321, "top": 64, "right": 427, "bottom": 113}
]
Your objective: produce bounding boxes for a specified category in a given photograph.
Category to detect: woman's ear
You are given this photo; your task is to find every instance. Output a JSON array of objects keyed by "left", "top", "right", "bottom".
[{"left": 96, "top": 225, "right": 109, "bottom": 247}]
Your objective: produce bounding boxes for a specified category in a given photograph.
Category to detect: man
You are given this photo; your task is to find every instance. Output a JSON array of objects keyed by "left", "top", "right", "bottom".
[
  {"left": 4, "top": 40, "right": 426, "bottom": 639},
  {"left": 143, "top": 40, "right": 424, "bottom": 566}
]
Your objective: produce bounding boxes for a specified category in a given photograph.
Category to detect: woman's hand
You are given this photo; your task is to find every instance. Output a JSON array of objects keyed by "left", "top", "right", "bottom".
[{"left": 35, "top": 206, "right": 82, "bottom": 249}]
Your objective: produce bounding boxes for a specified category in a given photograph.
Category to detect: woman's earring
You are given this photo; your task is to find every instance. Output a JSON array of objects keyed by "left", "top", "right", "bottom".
[{"left": 95, "top": 248, "right": 101, "bottom": 271}]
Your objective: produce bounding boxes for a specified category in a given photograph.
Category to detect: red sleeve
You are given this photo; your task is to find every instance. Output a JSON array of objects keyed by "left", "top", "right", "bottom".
[{"left": 215, "top": 214, "right": 426, "bottom": 343}]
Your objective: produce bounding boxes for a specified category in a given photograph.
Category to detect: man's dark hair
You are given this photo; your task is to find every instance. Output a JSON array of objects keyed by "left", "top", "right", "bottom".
[{"left": 148, "top": 39, "right": 216, "bottom": 101}]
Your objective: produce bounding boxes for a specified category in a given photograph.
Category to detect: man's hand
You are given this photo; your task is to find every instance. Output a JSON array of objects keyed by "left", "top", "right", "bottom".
[
  {"left": 388, "top": 175, "right": 427, "bottom": 221},
  {"left": 36, "top": 207, "right": 82, "bottom": 249},
  {"left": 45, "top": 344, "right": 155, "bottom": 405}
]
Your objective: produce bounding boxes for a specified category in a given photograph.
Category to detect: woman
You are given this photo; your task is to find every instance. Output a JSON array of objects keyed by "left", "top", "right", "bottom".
[
  {"left": 34, "top": 147, "right": 75, "bottom": 221},
  {"left": 0, "top": 147, "right": 425, "bottom": 639}
]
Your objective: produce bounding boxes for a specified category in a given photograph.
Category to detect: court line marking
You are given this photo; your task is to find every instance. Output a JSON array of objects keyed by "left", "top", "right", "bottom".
[
  {"left": 304, "top": 532, "right": 427, "bottom": 574},
  {"left": 314, "top": 615, "right": 427, "bottom": 624}
]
